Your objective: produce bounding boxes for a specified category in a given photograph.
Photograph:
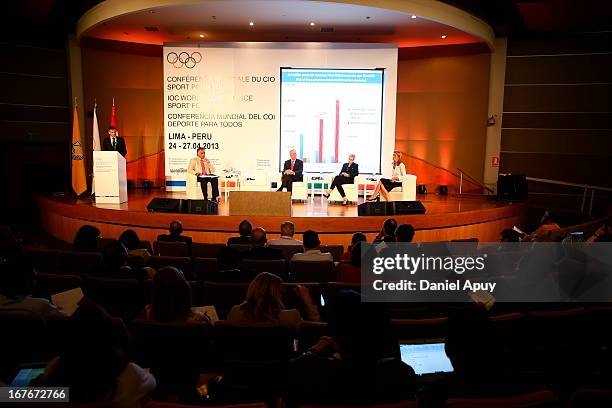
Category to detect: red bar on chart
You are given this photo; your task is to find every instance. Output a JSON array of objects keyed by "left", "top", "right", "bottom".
[
  {"left": 319, "top": 118, "right": 324, "bottom": 163},
  {"left": 334, "top": 100, "right": 339, "bottom": 163}
]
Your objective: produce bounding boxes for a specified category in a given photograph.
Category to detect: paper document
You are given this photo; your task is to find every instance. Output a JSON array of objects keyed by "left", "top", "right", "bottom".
[
  {"left": 51, "top": 287, "right": 84, "bottom": 316},
  {"left": 192, "top": 305, "right": 219, "bottom": 323}
]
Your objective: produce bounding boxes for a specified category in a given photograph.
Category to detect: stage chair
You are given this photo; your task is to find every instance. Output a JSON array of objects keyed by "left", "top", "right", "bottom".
[
  {"left": 192, "top": 242, "right": 225, "bottom": 258},
  {"left": 328, "top": 181, "right": 359, "bottom": 203},
  {"left": 185, "top": 172, "right": 213, "bottom": 199},
  {"left": 154, "top": 241, "right": 189, "bottom": 257},
  {"left": 240, "top": 171, "right": 270, "bottom": 191},
  {"left": 291, "top": 181, "right": 308, "bottom": 201},
  {"left": 290, "top": 260, "right": 336, "bottom": 282},
  {"left": 319, "top": 245, "right": 344, "bottom": 262},
  {"left": 381, "top": 174, "right": 417, "bottom": 202},
  {"left": 443, "top": 390, "right": 560, "bottom": 408}
]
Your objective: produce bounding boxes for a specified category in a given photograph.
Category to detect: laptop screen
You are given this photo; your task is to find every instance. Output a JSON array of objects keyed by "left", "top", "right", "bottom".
[{"left": 399, "top": 342, "right": 454, "bottom": 375}]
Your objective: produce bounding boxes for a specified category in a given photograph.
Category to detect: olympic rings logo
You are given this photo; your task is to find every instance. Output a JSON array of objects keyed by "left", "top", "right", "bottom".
[{"left": 166, "top": 51, "right": 203, "bottom": 69}]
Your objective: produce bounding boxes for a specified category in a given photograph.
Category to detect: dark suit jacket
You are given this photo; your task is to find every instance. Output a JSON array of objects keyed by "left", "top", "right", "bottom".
[
  {"left": 102, "top": 136, "right": 128, "bottom": 158},
  {"left": 339, "top": 162, "right": 359, "bottom": 180},
  {"left": 156, "top": 234, "right": 192, "bottom": 255},
  {"left": 241, "top": 246, "right": 284, "bottom": 260},
  {"left": 227, "top": 236, "right": 251, "bottom": 245},
  {"left": 283, "top": 159, "right": 303, "bottom": 181}
]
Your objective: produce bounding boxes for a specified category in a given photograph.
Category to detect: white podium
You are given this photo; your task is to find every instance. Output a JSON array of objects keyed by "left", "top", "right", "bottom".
[{"left": 94, "top": 151, "right": 128, "bottom": 204}]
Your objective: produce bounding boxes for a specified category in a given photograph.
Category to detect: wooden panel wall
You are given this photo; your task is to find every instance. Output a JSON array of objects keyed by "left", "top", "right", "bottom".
[{"left": 500, "top": 31, "right": 612, "bottom": 213}]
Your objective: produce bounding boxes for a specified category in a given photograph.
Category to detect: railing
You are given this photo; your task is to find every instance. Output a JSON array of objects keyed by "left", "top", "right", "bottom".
[
  {"left": 457, "top": 167, "right": 494, "bottom": 195},
  {"left": 526, "top": 176, "right": 612, "bottom": 216}
]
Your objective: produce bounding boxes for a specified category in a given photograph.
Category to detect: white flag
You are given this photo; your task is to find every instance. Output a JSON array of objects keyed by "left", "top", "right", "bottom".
[{"left": 91, "top": 103, "right": 101, "bottom": 194}]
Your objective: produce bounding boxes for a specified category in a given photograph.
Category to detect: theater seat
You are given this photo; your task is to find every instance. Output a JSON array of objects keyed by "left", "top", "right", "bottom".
[
  {"left": 25, "top": 247, "right": 63, "bottom": 274},
  {"left": 147, "top": 255, "right": 193, "bottom": 279},
  {"left": 443, "top": 390, "right": 560, "bottom": 408},
  {"left": 319, "top": 245, "right": 344, "bottom": 262},
  {"left": 34, "top": 272, "right": 83, "bottom": 300},
  {"left": 241, "top": 259, "right": 286, "bottom": 278},
  {"left": 83, "top": 276, "right": 144, "bottom": 321},
  {"left": 291, "top": 260, "right": 336, "bottom": 282},
  {"left": 154, "top": 241, "right": 190, "bottom": 257},
  {"left": 192, "top": 242, "right": 226, "bottom": 258},
  {"left": 568, "top": 389, "right": 612, "bottom": 408},
  {"left": 62, "top": 251, "right": 105, "bottom": 276}
]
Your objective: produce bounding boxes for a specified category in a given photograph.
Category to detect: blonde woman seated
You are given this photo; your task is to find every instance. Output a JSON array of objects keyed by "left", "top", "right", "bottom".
[
  {"left": 367, "top": 150, "right": 406, "bottom": 202},
  {"left": 228, "top": 272, "right": 321, "bottom": 330}
]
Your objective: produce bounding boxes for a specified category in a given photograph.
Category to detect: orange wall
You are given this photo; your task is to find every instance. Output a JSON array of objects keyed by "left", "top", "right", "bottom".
[
  {"left": 82, "top": 46, "right": 165, "bottom": 186},
  {"left": 395, "top": 54, "right": 491, "bottom": 189},
  {"left": 82, "top": 44, "right": 490, "bottom": 189}
]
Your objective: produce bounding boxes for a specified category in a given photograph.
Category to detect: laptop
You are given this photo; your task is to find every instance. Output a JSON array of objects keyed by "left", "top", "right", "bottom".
[
  {"left": 9, "top": 362, "right": 47, "bottom": 387},
  {"left": 399, "top": 339, "right": 454, "bottom": 377}
]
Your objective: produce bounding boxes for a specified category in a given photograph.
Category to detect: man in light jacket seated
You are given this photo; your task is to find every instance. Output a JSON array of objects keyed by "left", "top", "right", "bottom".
[
  {"left": 187, "top": 147, "right": 219, "bottom": 202},
  {"left": 267, "top": 221, "right": 302, "bottom": 246},
  {"left": 291, "top": 230, "right": 333, "bottom": 262}
]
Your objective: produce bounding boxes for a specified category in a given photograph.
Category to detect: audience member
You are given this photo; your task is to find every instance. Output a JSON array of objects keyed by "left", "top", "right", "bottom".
[
  {"left": 422, "top": 306, "right": 536, "bottom": 407},
  {"left": 291, "top": 230, "right": 333, "bottom": 262},
  {"left": 157, "top": 220, "right": 192, "bottom": 254},
  {"left": 373, "top": 218, "right": 397, "bottom": 243},
  {"left": 228, "top": 272, "right": 320, "bottom": 329},
  {"left": 500, "top": 228, "right": 522, "bottom": 242},
  {"left": 288, "top": 290, "right": 415, "bottom": 404},
  {"left": 0, "top": 256, "right": 64, "bottom": 319},
  {"left": 41, "top": 303, "right": 155, "bottom": 407},
  {"left": 336, "top": 242, "right": 362, "bottom": 284},
  {"left": 208, "top": 246, "right": 254, "bottom": 282},
  {"left": 341, "top": 232, "right": 367, "bottom": 261},
  {"left": 119, "top": 229, "right": 151, "bottom": 259},
  {"left": 241, "top": 227, "right": 284, "bottom": 260},
  {"left": 227, "top": 220, "right": 253, "bottom": 245},
  {"left": 267, "top": 221, "right": 302, "bottom": 246},
  {"left": 144, "top": 266, "right": 210, "bottom": 324},
  {"left": 588, "top": 218, "right": 612, "bottom": 242},
  {"left": 101, "top": 240, "right": 151, "bottom": 281},
  {"left": 73, "top": 225, "right": 100, "bottom": 252},
  {"left": 395, "top": 224, "right": 415, "bottom": 242},
  {"left": 527, "top": 211, "right": 561, "bottom": 242}
]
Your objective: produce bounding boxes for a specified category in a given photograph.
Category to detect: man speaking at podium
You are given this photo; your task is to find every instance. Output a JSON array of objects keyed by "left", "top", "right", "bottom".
[
  {"left": 102, "top": 126, "right": 127, "bottom": 158},
  {"left": 188, "top": 147, "right": 220, "bottom": 202},
  {"left": 278, "top": 149, "right": 303, "bottom": 192}
]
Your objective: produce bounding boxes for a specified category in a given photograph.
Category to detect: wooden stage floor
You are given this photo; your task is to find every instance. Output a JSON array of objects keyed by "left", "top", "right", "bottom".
[{"left": 37, "top": 191, "right": 528, "bottom": 246}]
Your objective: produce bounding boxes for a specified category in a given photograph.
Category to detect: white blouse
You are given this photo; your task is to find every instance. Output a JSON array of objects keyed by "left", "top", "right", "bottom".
[{"left": 391, "top": 163, "right": 406, "bottom": 180}]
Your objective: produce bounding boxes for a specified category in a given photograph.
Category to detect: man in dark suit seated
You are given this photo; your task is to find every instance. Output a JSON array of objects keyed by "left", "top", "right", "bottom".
[
  {"left": 227, "top": 220, "right": 253, "bottom": 245},
  {"left": 157, "top": 220, "right": 192, "bottom": 255},
  {"left": 101, "top": 126, "right": 127, "bottom": 158},
  {"left": 241, "top": 227, "right": 283, "bottom": 260},
  {"left": 324, "top": 154, "right": 359, "bottom": 205},
  {"left": 278, "top": 149, "right": 303, "bottom": 193}
]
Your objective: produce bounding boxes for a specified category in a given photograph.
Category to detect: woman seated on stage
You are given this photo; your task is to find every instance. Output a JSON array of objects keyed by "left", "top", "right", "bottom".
[
  {"left": 367, "top": 151, "right": 406, "bottom": 202},
  {"left": 144, "top": 266, "right": 210, "bottom": 324},
  {"left": 228, "top": 272, "right": 321, "bottom": 329}
]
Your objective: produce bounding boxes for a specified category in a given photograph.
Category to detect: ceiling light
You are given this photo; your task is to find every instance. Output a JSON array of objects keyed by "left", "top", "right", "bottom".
[
  {"left": 310, "top": 22, "right": 315, "bottom": 26},
  {"left": 411, "top": 15, "right": 417, "bottom": 19},
  {"left": 441, "top": 34, "right": 447, "bottom": 39},
  {"left": 249, "top": 21, "right": 254, "bottom": 26},
  {"left": 199, "top": 34, "right": 205, "bottom": 38}
]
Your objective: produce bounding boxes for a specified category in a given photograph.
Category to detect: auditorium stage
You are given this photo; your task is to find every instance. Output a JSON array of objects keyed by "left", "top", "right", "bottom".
[{"left": 37, "top": 192, "right": 527, "bottom": 246}]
